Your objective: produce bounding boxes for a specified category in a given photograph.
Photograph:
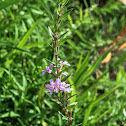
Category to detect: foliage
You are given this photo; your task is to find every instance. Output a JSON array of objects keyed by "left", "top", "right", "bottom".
[{"left": 0, "top": 0, "right": 126, "bottom": 125}]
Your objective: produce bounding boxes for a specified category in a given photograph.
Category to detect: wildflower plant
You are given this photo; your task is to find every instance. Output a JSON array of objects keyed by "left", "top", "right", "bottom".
[{"left": 42, "top": 0, "right": 76, "bottom": 125}]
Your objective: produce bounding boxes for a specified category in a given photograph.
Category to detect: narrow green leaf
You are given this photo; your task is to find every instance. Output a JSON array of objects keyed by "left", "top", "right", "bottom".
[
  {"left": 113, "top": 52, "right": 126, "bottom": 67},
  {"left": 24, "top": 40, "right": 52, "bottom": 49},
  {"left": 59, "top": 8, "right": 73, "bottom": 21},
  {"left": 90, "top": 107, "right": 113, "bottom": 124},
  {"left": 0, "top": 111, "right": 20, "bottom": 118},
  {"left": 5, "top": 19, "right": 41, "bottom": 67},
  {"left": 58, "top": 114, "right": 63, "bottom": 126},
  {"left": 75, "top": 30, "right": 92, "bottom": 46},
  {"left": 74, "top": 51, "right": 90, "bottom": 84},
  {"left": 57, "top": 38, "right": 68, "bottom": 45},
  {"left": 80, "top": 6, "right": 83, "bottom": 20},
  {"left": 67, "top": 102, "right": 78, "bottom": 109},
  {"left": 3, "top": 69, "right": 23, "bottom": 91},
  {"left": 18, "top": 118, "right": 25, "bottom": 126},
  {"left": 61, "top": 74, "right": 71, "bottom": 81},
  {"left": 41, "top": 0, "right": 54, "bottom": 20},
  {"left": 17, "top": 18, "right": 41, "bottom": 48},
  {"left": 0, "top": 0, "right": 21, "bottom": 10},
  {"left": 83, "top": 0, "right": 89, "bottom": 8},
  {"left": 68, "top": 15, "right": 73, "bottom": 26},
  {"left": 62, "top": 0, "right": 69, "bottom": 6},
  {"left": 68, "top": 77, "right": 76, "bottom": 104},
  {"left": 48, "top": 26, "right": 54, "bottom": 39},
  {"left": 0, "top": 43, "right": 29, "bottom": 53},
  {"left": 83, "top": 84, "right": 120, "bottom": 125},
  {"left": 76, "top": 49, "right": 112, "bottom": 88},
  {"left": 83, "top": 103, "right": 93, "bottom": 126},
  {"left": 92, "top": 84, "right": 120, "bottom": 105},
  {"left": 23, "top": 75, "right": 27, "bottom": 91}
]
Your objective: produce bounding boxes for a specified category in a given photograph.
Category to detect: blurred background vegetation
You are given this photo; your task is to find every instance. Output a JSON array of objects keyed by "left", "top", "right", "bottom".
[{"left": 0, "top": 0, "right": 126, "bottom": 125}]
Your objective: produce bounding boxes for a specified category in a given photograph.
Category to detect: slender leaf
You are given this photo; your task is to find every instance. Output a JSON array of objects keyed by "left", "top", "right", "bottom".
[{"left": 0, "top": 0, "right": 21, "bottom": 10}]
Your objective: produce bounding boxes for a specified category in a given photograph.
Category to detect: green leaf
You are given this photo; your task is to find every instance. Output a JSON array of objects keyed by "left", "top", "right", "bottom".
[
  {"left": 76, "top": 49, "right": 112, "bottom": 88},
  {"left": 0, "top": 43, "right": 29, "bottom": 53},
  {"left": 22, "top": 75, "right": 27, "bottom": 92},
  {"left": 113, "top": 52, "right": 126, "bottom": 67},
  {"left": 59, "top": 8, "right": 73, "bottom": 21},
  {"left": 0, "top": 0, "right": 21, "bottom": 10},
  {"left": 3, "top": 69, "right": 23, "bottom": 91},
  {"left": 57, "top": 38, "right": 68, "bottom": 45},
  {"left": 74, "top": 51, "right": 90, "bottom": 84},
  {"left": 61, "top": 74, "right": 71, "bottom": 81},
  {"left": 67, "top": 40, "right": 80, "bottom": 52},
  {"left": 90, "top": 107, "right": 113, "bottom": 124},
  {"left": 68, "top": 77, "right": 76, "bottom": 104},
  {"left": 83, "top": 103, "right": 93, "bottom": 126},
  {"left": 58, "top": 111, "right": 69, "bottom": 120},
  {"left": 48, "top": 26, "right": 54, "bottom": 39},
  {"left": 67, "top": 102, "right": 78, "bottom": 109},
  {"left": 17, "top": 118, "right": 25, "bottom": 126},
  {"left": 64, "top": 99, "right": 67, "bottom": 106},
  {"left": 24, "top": 40, "right": 52, "bottom": 49},
  {"left": 82, "top": 84, "right": 120, "bottom": 125},
  {"left": 0, "top": 111, "right": 20, "bottom": 118},
  {"left": 60, "top": 20, "right": 70, "bottom": 29},
  {"left": 41, "top": 0, "right": 54, "bottom": 20},
  {"left": 58, "top": 114, "right": 63, "bottom": 126},
  {"left": 62, "top": 0, "right": 69, "bottom": 6},
  {"left": 17, "top": 18, "right": 41, "bottom": 48},
  {"left": 75, "top": 30, "right": 92, "bottom": 46},
  {"left": 92, "top": 84, "right": 120, "bottom": 105},
  {"left": 5, "top": 19, "right": 41, "bottom": 67}
]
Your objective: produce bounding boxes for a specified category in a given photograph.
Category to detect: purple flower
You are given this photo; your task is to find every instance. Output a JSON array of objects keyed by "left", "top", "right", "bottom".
[
  {"left": 45, "top": 78, "right": 61, "bottom": 95},
  {"left": 45, "top": 79, "right": 55, "bottom": 95},
  {"left": 54, "top": 78, "right": 61, "bottom": 93},
  {"left": 61, "top": 72, "right": 68, "bottom": 76},
  {"left": 65, "top": 87, "right": 74, "bottom": 93},
  {"left": 57, "top": 58, "right": 60, "bottom": 61},
  {"left": 42, "top": 64, "right": 54, "bottom": 75},
  {"left": 45, "top": 78, "right": 73, "bottom": 95},
  {"left": 60, "top": 82, "right": 70, "bottom": 90},
  {"left": 59, "top": 82, "right": 73, "bottom": 93},
  {"left": 60, "top": 61, "right": 70, "bottom": 66}
]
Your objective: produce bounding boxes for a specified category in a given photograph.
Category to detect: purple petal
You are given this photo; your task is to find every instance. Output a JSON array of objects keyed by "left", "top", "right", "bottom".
[
  {"left": 61, "top": 72, "right": 68, "bottom": 76},
  {"left": 49, "top": 64, "right": 54, "bottom": 69},
  {"left": 42, "top": 70, "right": 46, "bottom": 75},
  {"left": 45, "top": 89, "right": 50, "bottom": 92},
  {"left": 63, "top": 61, "right": 70, "bottom": 66},
  {"left": 46, "top": 66, "right": 49, "bottom": 69},
  {"left": 65, "top": 88, "right": 73, "bottom": 93},
  {"left": 48, "top": 69, "right": 52, "bottom": 73},
  {"left": 60, "top": 82, "right": 66, "bottom": 85},
  {"left": 60, "top": 61, "right": 70, "bottom": 66},
  {"left": 65, "top": 84, "right": 70, "bottom": 87},
  {"left": 45, "top": 84, "right": 51, "bottom": 88},
  {"left": 59, "top": 86, "right": 65, "bottom": 90},
  {"left": 50, "top": 79, "right": 55, "bottom": 86},
  {"left": 54, "top": 88, "right": 59, "bottom": 93},
  {"left": 50, "top": 90, "right": 53, "bottom": 95},
  {"left": 60, "top": 61, "right": 63, "bottom": 65},
  {"left": 55, "top": 78, "right": 60, "bottom": 85},
  {"left": 58, "top": 58, "right": 60, "bottom": 61}
]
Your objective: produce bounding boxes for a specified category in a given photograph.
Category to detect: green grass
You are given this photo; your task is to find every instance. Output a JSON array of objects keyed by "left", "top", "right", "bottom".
[{"left": 0, "top": 0, "right": 126, "bottom": 125}]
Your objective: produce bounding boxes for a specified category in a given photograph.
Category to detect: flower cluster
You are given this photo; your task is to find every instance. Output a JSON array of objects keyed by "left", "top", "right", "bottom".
[
  {"left": 45, "top": 78, "right": 73, "bottom": 95},
  {"left": 42, "top": 64, "right": 54, "bottom": 75},
  {"left": 42, "top": 59, "right": 73, "bottom": 95}
]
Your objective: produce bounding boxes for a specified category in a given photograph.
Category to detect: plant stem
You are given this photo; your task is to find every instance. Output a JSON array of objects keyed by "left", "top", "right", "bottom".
[{"left": 53, "top": 3, "right": 73, "bottom": 126}]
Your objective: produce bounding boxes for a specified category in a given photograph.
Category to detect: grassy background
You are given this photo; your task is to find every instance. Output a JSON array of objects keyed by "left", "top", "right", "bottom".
[{"left": 0, "top": 0, "right": 126, "bottom": 125}]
